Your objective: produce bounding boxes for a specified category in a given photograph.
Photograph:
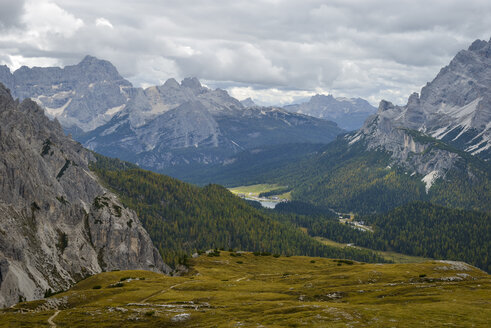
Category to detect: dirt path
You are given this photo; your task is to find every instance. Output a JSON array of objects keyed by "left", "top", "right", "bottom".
[
  {"left": 140, "top": 282, "right": 187, "bottom": 303},
  {"left": 47, "top": 310, "right": 60, "bottom": 327}
]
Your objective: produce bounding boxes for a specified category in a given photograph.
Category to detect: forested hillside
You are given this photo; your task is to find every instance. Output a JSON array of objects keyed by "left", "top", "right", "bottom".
[
  {"left": 266, "top": 135, "right": 491, "bottom": 214},
  {"left": 278, "top": 202, "right": 490, "bottom": 272},
  {"left": 89, "top": 154, "right": 385, "bottom": 267}
]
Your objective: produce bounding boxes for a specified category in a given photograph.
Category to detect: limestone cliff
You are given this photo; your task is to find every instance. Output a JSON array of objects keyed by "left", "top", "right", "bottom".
[{"left": 0, "top": 84, "right": 170, "bottom": 308}]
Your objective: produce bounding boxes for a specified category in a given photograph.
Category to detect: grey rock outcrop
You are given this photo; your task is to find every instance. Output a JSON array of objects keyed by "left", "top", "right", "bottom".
[
  {"left": 284, "top": 94, "right": 376, "bottom": 131},
  {"left": 0, "top": 84, "right": 170, "bottom": 308}
]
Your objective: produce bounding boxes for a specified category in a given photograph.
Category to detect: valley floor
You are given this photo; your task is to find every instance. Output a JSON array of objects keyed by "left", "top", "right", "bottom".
[
  {"left": 2, "top": 252, "right": 489, "bottom": 327},
  {"left": 314, "top": 237, "right": 432, "bottom": 264}
]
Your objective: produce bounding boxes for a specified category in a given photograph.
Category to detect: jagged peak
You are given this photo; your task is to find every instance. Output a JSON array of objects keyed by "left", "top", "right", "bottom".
[
  {"left": 468, "top": 38, "right": 489, "bottom": 52},
  {"left": 377, "top": 100, "right": 394, "bottom": 113},
  {"left": 0, "top": 64, "right": 12, "bottom": 74},
  {"left": 181, "top": 77, "right": 202, "bottom": 89},
  {"left": 240, "top": 97, "right": 256, "bottom": 107},
  {"left": 76, "top": 55, "right": 123, "bottom": 75},
  {"left": 311, "top": 94, "right": 334, "bottom": 100},
  {"left": 407, "top": 92, "right": 420, "bottom": 105},
  {"left": 163, "top": 78, "right": 180, "bottom": 88},
  {"left": 79, "top": 55, "right": 103, "bottom": 64},
  {"left": 0, "top": 82, "right": 14, "bottom": 108}
]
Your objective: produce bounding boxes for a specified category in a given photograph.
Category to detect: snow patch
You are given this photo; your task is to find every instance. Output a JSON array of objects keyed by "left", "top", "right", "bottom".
[
  {"left": 422, "top": 170, "right": 439, "bottom": 193},
  {"left": 44, "top": 98, "right": 72, "bottom": 117},
  {"left": 105, "top": 104, "right": 125, "bottom": 116},
  {"left": 431, "top": 126, "right": 451, "bottom": 139},
  {"left": 230, "top": 139, "right": 244, "bottom": 150},
  {"left": 348, "top": 133, "right": 361, "bottom": 145}
]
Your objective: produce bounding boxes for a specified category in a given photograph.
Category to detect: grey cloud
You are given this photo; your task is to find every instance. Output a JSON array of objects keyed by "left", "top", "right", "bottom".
[
  {"left": 0, "top": 0, "right": 26, "bottom": 30},
  {"left": 1, "top": 0, "right": 490, "bottom": 105}
]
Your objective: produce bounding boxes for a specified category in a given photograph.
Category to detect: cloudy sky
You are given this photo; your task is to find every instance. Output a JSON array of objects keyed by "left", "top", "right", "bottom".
[{"left": 0, "top": 0, "right": 490, "bottom": 106}]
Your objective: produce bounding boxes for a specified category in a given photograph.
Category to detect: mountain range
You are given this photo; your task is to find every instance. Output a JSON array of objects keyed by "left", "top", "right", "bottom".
[
  {"left": 284, "top": 94, "right": 377, "bottom": 131},
  {"left": 0, "top": 58, "right": 344, "bottom": 175}
]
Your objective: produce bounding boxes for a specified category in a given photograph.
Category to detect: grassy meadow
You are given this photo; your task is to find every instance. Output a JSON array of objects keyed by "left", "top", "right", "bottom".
[{"left": 2, "top": 252, "right": 489, "bottom": 327}]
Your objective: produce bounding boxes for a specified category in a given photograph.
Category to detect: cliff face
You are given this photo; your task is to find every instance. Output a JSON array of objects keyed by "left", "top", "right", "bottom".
[
  {"left": 353, "top": 38, "right": 491, "bottom": 162},
  {"left": 0, "top": 84, "right": 170, "bottom": 308},
  {"left": 345, "top": 39, "right": 491, "bottom": 192}
]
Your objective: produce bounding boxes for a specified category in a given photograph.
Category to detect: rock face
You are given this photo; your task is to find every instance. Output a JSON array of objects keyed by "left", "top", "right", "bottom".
[
  {"left": 0, "top": 58, "right": 344, "bottom": 174},
  {"left": 0, "top": 56, "right": 132, "bottom": 133},
  {"left": 0, "top": 84, "right": 170, "bottom": 308},
  {"left": 347, "top": 38, "right": 491, "bottom": 191},
  {"left": 284, "top": 94, "right": 376, "bottom": 131},
  {"left": 354, "top": 38, "right": 491, "bottom": 160}
]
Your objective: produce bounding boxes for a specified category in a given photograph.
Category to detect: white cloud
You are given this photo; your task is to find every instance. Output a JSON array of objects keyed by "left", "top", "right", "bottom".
[
  {"left": 23, "top": 0, "right": 84, "bottom": 38},
  {"left": 95, "top": 17, "right": 113, "bottom": 29},
  {"left": 0, "top": 0, "right": 490, "bottom": 106}
]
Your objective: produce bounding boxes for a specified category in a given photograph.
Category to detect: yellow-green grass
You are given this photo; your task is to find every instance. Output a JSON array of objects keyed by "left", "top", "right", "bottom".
[
  {"left": 2, "top": 253, "right": 489, "bottom": 327},
  {"left": 315, "top": 236, "right": 431, "bottom": 264},
  {"left": 276, "top": 190, "right": 292, "bottom": 200},
  {"left": 228, "top": 184, "right": 284, "bottom": 197}
]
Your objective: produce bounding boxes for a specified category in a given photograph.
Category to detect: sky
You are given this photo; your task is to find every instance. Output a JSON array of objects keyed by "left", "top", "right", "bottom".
[{"left": 0, "top": 0, "right": 490, "bottom": 106}]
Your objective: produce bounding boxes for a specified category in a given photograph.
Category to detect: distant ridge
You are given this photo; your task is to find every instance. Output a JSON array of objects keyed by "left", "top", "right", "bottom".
[{"left": 284, "top": 94, "right": 376, "bottom": 131}]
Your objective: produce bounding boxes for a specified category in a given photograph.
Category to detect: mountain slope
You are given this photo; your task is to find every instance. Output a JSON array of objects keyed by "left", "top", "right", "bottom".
[
  {"left": 89, "top": 154, "right": 386, "bottom": 267},
  {"left": 267, "top": 132, "right": 490, "bottom": 213},
  {"left": 279, "top": 201, "right": 490, "bottom": 272},
  {"left": 0, "top": 84, "right": 168, "bottom": 308},
  {"left": 284, "top": 94, "right": 377, "bottom": 131}
]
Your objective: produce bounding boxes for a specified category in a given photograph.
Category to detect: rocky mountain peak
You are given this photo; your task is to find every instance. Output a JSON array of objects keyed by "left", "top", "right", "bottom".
[
  {"left": 468, "top": 38, "right": 490, "bottom": 54},
  {"left": 240, "top": 97, "right": 256, "bottom": 107},
  {"left": 163, "top": 77, "right": 180, "bottom": 89},
  {"left": 67, "top": 55, "right": 127, "bottom": 83},
  {"left": 377, "top": 100, "right": 394, "bottom": 113},
  {"left": 181, "top": 77, "right": 203, "bottom": 90}
]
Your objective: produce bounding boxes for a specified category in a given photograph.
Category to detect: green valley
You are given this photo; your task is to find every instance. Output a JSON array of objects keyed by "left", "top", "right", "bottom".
[{"left": 89, "top": 154, "right": 385, "bottom": 267}]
